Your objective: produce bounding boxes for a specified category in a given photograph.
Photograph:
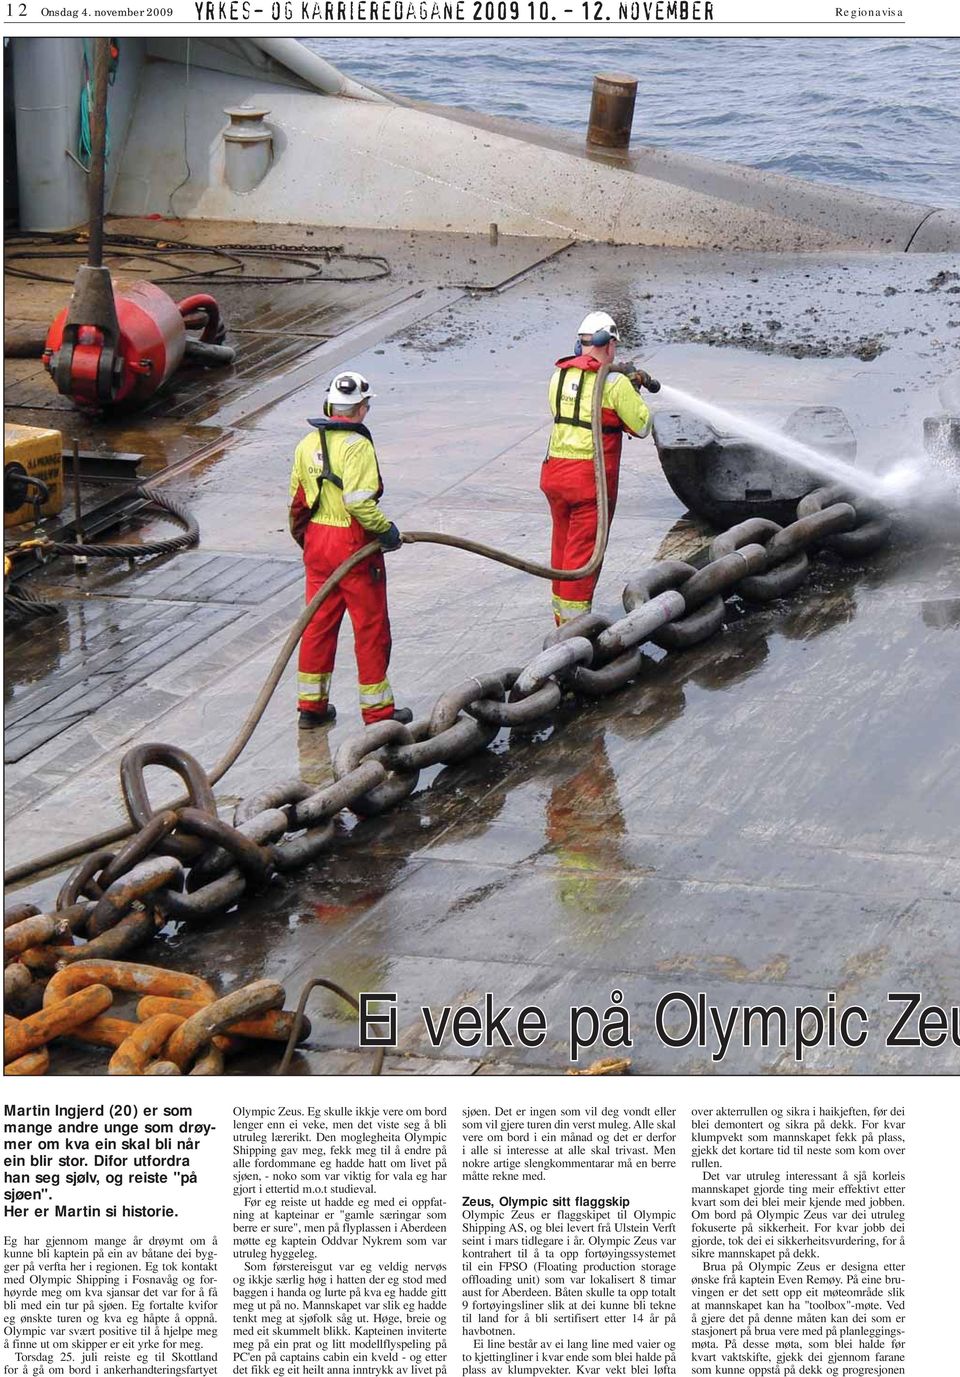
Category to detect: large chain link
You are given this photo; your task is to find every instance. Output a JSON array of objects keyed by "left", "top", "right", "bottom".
[{"left": 5, "top": 485, "right": 889, "bottom": 1007}]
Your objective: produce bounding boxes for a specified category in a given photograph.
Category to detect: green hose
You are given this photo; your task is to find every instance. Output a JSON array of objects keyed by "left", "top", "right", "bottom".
[{"left": 3, "top": 368, "right": 612, "bottom": 887}]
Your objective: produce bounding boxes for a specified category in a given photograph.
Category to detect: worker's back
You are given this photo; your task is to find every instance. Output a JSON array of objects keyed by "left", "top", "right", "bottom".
[
  {"left": 290, "top": 422, "right": 383, "bottom": 532},
  {"left": 548, "top": 358, "right": 651, "bottom": 461}
]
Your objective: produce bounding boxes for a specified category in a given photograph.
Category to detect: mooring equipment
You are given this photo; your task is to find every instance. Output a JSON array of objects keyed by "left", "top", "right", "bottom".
[
  {"left": 3, "top": 347, "right": 902, "bottom": 1076},
  {"left": 40, "top": 39, "right": 232, "bottom": 414},
  {"left": 652, "top": 404, "right": 858, "bottom": 527},
  {"left": 3, "top": 469, "right": 890, "bottom": 1076}
]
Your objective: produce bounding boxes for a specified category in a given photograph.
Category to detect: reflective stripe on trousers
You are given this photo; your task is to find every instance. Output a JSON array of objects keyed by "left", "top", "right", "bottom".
[
  {"left": 298, "top": 671, "right": 332, "bottom": 703},
  {"left": 359, "top": 679, "right": 394, "bottom": 714},
  {"left": 552, "top": 594, "right": 592, "bottom": 626},
  {"left": 541, "top": 454, "right": 620, "bottom": 624},
  {"left": 298, "top": 523, "right": 395, "bottom": 723}
]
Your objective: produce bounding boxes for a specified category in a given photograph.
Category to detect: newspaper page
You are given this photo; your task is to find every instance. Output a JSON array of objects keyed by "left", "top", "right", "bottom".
[{"left": 3, "top": 6, "right": 959, "bottom": 1377}]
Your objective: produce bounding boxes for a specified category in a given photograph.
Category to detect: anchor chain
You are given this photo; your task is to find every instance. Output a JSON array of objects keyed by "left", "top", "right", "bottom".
[{"left": 3, "top": 485, "right": 890, "bottom": 1074}]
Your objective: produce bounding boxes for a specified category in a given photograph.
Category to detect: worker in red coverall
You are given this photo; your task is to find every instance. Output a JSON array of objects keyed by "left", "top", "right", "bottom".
[
  {"left": 542, "top": 311, "right": 653, "bottom": 625},
  {"left": 289, "top": 371, "right": 411, "bottom": 729}
]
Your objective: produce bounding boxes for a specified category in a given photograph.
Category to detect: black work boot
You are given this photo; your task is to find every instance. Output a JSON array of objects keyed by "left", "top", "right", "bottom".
[
  {"left": 390, "top": 707, "right": 413, "bottom": 725},
  {"left": 298, "top": 705, "right": 337, "bottom": 729}
]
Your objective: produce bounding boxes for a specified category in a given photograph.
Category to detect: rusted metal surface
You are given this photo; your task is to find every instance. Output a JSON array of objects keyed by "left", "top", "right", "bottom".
[
  {"left": 56, "top": 909, "right": 160, "bottom": 962},
  {"left": 136, "top": 996, "right": 309, "bottom": 1043},
  {"left": 11, "top": 489, "right": 887, "bottom": 962},
  {"left": 109, "top": 1013, "right": 185, "bottom": 1076},
  {"left": 5, "top": 1047, "right": 50, "bottom": 1075},
  {"left": 276, "top": 976, "right": 385, "bottom": 1078},
  {"left": 0, "top": 953, "right": 299, "bottom": 1073},
  {"left": 17, "top": 946, "right": 65, "bottom": 975},
  {"left": 85, "top": 41, "right": 112, "bottom": 270},
  {"left": 3, "top": 985, "right": 113, "bottom": 1062},
  {"left": 587, "top": 73, "right": 638, "bottom": 150},
  {"left": 87, "top": 857, "right": 183, "bottom": 936},
  {"left": 121, "top": 743, "right": 218, "bottom": 857},
  {"left": 189, "top": 1045, "right": 226, "bottom": 1077},
  {"left": 58, "top": 854, "right": 113, "bottom": 909},
  {"left": 4, "top": 961, "right": 34, "bottom": 1006},
  {"left": 164, "top": 980, "right": 285, "bottom": 1071},
  {"left": 4, "top": 911, "right": 74, "bottom": 958},
  {"left": 187, "top": 808, "right": 288, "bottom": 886},
  {"left": 98, "top": 812, "right": 181, "bottom": 889},
  {"left": 3, "top": 901, "right": 41, "bottom": 928},
  {"left": 178, "top": 807, "right": 278, "bottom": 887},
  {"left": 161, "top": 870, "right": 246, "bottom": 921},
  {"left": 44, "top": 960, "right": 216, "bottom": 1006},
  {"left": 70, "top": 1015, "right": 140, "bottom": 1049}
]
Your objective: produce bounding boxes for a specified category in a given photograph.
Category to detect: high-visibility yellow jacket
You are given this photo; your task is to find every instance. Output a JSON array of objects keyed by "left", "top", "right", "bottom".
[
  {"left": 547, "top": 356, "right": 651, "bottom": 463},
  {"left": 288, "top": 419, "right": 392, "bottom": 542}
]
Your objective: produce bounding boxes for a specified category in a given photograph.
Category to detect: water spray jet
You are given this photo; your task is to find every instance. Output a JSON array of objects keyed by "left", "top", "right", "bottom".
[
  {"left": 656, "top": 385, "right": 891, "bottom": 501},
  {"left": 649, "top": 384, "right": 953, "bottom": 529}
]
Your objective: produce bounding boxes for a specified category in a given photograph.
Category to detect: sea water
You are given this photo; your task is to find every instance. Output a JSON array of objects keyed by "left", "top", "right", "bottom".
[{"left": 311, "top": 37, "right": 960, "bottom": 208}]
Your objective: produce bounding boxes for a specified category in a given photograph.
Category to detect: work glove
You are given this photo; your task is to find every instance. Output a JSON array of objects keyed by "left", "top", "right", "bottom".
[
  {"left": 377, "top": 523, "right": 403, "bottom": 552},
  {"left": 621, "top": 361, "right": 661, "bottom": 393},
  {"left": 631, "top": 368, "right": 661, "bottom": 394}
]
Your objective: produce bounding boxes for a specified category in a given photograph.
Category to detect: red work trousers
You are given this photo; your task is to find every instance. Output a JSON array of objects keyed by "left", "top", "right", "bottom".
[
  {"left": 298, "top": 521, "right": 395, "bottom": 723},
  {"left": 540, "top": 455, "right": 620, "bottom": 624}
]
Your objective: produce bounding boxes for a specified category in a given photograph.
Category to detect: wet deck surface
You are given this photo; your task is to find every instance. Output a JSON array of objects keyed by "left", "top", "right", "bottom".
[{"left": 4, "top": 226, "right": 959, "bottom": 1075}]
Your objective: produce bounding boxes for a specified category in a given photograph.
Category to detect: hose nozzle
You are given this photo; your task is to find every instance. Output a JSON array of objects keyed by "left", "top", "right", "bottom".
[{"left": 623, "top": 362, "right": 661, "bottom": 393}]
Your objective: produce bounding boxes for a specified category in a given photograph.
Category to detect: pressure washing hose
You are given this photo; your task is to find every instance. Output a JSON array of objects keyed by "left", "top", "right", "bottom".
[
  {"left": 402, "top": 377, "right": 609, "bottom": 578},
  {"left": 4, "top": 368, "right": 613, "bottom": 887}
]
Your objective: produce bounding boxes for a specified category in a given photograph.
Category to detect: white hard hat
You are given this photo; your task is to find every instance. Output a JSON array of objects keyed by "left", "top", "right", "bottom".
[
  {"left": 577, "top": 311, "right": 620, "bottom": 342},
  {"left": 327, "top": 371, "right": 375, "bottom": 407}
]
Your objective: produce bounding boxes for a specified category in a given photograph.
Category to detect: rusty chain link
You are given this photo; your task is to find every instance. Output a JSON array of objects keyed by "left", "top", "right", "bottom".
[{"left": 4, "top": 484, "right": 890, "bottom": 1073}]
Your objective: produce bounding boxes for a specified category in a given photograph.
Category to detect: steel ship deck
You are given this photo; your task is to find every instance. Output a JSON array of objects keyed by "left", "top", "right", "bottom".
[{"left": 4, "top": 221, "right": 959, "bottom": 1075}]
